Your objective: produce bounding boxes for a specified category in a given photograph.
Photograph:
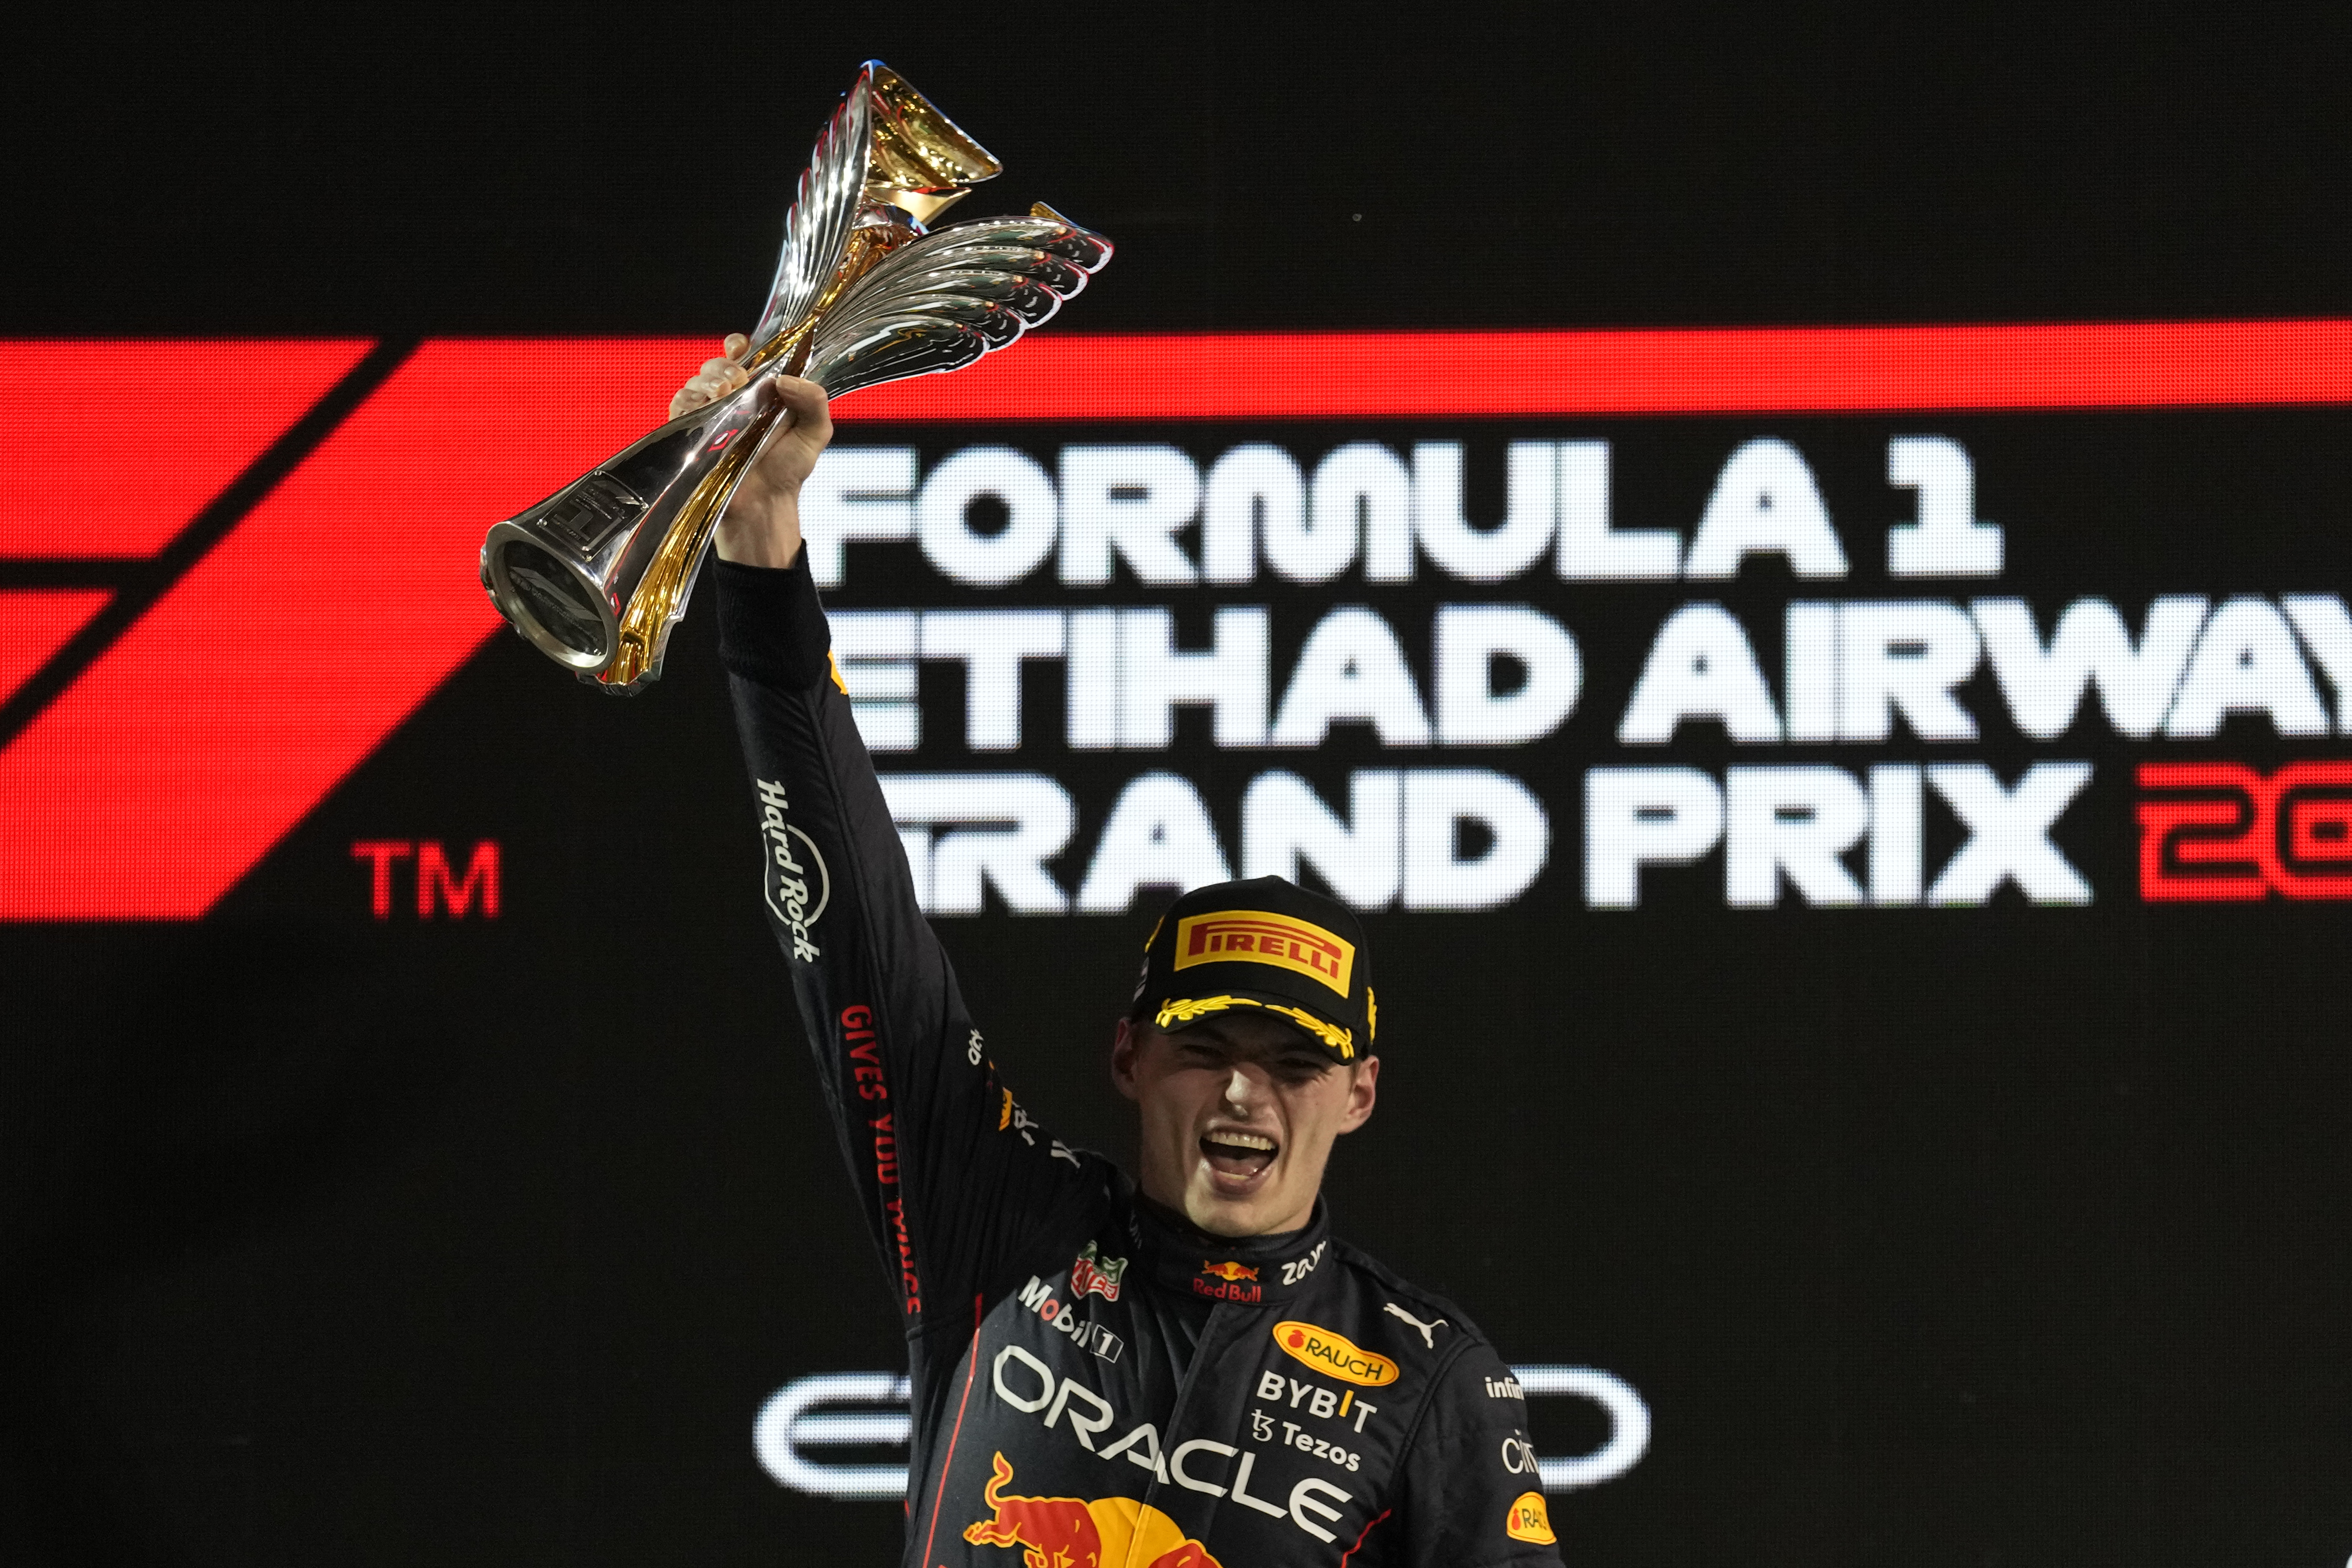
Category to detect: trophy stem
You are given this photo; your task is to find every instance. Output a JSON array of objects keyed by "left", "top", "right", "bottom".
[
  {"left": 604, "top": 386, "right": 786, "bottom": 687},
  {"left": 742, "top": 224, "right": 913, "bottom": 381},
  {"left": 739, "top": 321, "right": 814, "bottom": 380}
]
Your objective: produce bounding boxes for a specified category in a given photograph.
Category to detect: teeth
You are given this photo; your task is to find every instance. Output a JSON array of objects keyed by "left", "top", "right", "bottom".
[{"left": 1207, "top": 1131, "right": 1275, "bottom": 1152}]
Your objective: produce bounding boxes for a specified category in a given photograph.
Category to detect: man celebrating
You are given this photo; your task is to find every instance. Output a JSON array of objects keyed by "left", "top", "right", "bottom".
[{"left": 681, "top": 343, "right": 1563, "bottom": 1566}]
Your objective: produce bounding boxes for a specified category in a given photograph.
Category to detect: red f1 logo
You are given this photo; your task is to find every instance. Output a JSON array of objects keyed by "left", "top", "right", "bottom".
[
  {"left": 0, "top": 338, "right": 700, "bottom": 919},
  {"left": 2137, "top": 762, "right": 2352, "bottom": 900}
]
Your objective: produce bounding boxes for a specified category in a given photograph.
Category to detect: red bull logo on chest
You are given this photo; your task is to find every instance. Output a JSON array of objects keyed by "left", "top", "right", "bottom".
[
  {"left": 965, "top": 1451, "right": 1223, "bottom": 1568},
  {"left": 1195, "top": 1259, "right": 1264, "bottom": 1302}
]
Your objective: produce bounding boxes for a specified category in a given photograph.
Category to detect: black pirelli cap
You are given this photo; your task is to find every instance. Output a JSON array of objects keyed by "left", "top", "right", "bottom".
[{"left": 1129, "top": 875, "right": 1375, "bottom": 1064}]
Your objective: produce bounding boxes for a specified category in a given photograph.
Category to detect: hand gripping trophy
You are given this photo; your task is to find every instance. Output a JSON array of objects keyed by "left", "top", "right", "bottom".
[{"left": 481, "top": 61, "right": 1111, "bottom": 691}]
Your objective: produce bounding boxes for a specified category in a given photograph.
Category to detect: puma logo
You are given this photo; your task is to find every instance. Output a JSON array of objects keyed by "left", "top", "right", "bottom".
[{"left": 1384, "top": 1302, "right": 1448, "bottom": 1349}]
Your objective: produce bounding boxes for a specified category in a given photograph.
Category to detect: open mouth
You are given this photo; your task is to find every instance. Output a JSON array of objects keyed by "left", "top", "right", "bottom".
[{"left": 1200, "top": 1129, "right": 1279, "bottom": 1184}]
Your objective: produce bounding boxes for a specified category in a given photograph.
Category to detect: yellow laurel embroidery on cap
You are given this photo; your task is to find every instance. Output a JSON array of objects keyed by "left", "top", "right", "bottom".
[
  {"left": 1366, "top": 987, "right": 1377, "bottom": 1041},
  {"left": 1155, "top": 995, "right": 1262, "bottom": 1028},
  {"left": 1157, "top": 997, "right": 1352, "bottom": 1057},
  {"left": 1143, "top": 914, "right": 1165, "bottom": 952},
  {"left": 1264, "top": 1004, "right": 1353, "bottom": 1059}
]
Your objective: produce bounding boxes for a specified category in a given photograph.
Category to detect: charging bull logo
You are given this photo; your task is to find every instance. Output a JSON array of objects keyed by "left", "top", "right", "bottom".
[{"left": 964, "top": 1452, "right": 1223, "bottom": 1568}]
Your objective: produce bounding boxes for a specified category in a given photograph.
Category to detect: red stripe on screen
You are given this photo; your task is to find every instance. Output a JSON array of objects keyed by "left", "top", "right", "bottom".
[
  {"left": 0, "top": 589, "right": 110, "bottom": 706},
  {"left": 0, "top": 340, "right": 373, "bottom": 556}
]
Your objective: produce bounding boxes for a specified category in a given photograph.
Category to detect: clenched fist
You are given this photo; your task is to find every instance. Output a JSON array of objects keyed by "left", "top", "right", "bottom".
[{"left": 671, "top": 333, "right": 833, "bottom": 570}]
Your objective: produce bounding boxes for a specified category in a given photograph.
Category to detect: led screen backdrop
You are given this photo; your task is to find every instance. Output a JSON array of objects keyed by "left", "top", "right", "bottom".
[{"left": 6, "top": 13, "right": 2352, "bottom": 1568}]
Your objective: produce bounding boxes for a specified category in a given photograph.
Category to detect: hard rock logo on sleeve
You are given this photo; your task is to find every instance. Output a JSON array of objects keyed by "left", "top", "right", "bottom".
[{"left": 755, "top": 779, "right": 829, "bottom": 962}]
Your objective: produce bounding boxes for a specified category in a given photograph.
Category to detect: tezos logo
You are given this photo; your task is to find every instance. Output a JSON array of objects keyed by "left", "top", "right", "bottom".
[{"left": 756, "top": 780, "right": 829, "bottom": 961}]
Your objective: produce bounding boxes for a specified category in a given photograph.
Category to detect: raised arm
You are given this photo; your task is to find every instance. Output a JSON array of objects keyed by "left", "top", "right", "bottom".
[{"left": 691, "top": 344, "right": 1094, "bottom": 1336}]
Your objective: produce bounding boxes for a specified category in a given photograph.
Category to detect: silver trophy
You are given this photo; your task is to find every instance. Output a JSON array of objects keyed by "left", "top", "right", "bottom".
[{"left": 481, "top": 61, "right": 1111, "bottom": 691}]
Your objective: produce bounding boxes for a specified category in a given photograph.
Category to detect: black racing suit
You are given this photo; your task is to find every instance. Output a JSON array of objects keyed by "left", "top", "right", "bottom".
[{"left": 719, "top": 554, "right": 1565, "bottom": 1568}]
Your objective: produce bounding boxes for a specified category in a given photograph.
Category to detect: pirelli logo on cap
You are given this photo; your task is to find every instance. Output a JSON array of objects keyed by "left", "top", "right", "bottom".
[{"left": 1173, "top": 911, "right": 1354, "bottom": 997}]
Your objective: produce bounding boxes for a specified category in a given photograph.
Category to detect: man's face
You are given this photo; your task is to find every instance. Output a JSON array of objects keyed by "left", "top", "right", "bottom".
[{"left": 1111, "top": 1010, "right": 1379, "bottom": 1238}]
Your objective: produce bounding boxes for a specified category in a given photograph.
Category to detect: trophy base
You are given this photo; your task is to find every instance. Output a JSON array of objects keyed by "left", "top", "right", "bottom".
[{"left": 482, "top": 526, "right": 620, "bottom": 675}]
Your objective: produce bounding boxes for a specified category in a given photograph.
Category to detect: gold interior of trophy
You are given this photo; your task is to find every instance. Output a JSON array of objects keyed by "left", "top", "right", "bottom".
[
  {"left": 739, "top": 66, "right": 1004, "bottom": 382},
  {"left": 604, "top": 66, "right": 1004, "bottom": 688},
  {"left": 864, "top": 63, "right": 1001, "bottom": 222}
]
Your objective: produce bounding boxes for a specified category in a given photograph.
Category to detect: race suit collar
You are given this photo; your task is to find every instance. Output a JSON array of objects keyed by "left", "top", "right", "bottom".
[{"left": 1129, "top": 1190, "right": 1333, "bottom": 1308}]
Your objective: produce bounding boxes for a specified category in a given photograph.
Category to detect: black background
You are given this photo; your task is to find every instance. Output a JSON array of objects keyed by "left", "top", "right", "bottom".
[{"left": 6, "top": 6, "right": 2352, "bottom": 1565}]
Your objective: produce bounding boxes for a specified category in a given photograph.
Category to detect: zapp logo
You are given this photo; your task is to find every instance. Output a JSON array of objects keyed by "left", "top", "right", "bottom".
[
  {"left": 1173, "top": 910, "right": 1354, "bottom": 996},
  {"left": 964, "top": 1452, "right": 1222, "bottom": 1568},
  {"left": 1272, "top": 1320, "right": 1399, "bottom": 1387}
]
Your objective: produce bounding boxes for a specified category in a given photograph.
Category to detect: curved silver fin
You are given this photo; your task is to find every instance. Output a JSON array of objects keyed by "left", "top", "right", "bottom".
[
  {"left": 803, "top": 208, "right": 1114, "bottom": 399},
  {"left": 751, "top": 74, "right": 874, "bottom": 349},
  {"left": 750, "top": 61, "right": 1008, "bottom": 352}
]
